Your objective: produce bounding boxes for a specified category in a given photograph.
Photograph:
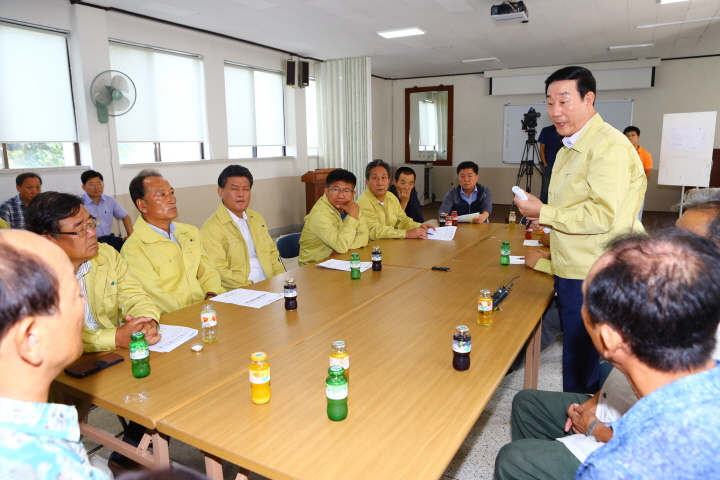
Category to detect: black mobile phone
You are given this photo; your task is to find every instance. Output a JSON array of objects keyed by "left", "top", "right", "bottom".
[{"left": 64, "top": 352, "right": 125, "bottom": 379}]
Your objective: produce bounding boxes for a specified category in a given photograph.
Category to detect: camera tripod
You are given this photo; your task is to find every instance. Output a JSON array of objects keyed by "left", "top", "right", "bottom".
[{"left": 515, "top": 129, "right": 544, "bottom": 195}]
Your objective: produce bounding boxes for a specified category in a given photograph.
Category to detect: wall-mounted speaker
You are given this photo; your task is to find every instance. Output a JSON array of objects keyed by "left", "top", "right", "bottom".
[
  {"left": 286, "top": 60, "right": 296, "bottom": 87},
  {"left": 298, "top": 61, "right": 310, "bottom": 88}
]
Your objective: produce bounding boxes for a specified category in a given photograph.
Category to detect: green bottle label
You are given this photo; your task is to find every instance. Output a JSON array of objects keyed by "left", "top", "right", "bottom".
[{"left": 326, "top": 383, "right": 348, "bottom": 400}]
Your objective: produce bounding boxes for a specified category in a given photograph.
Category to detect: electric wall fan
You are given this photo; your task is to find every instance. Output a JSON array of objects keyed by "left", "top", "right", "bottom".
[{"left": 90, "top": 70, "right": 136, "bottom": 124}]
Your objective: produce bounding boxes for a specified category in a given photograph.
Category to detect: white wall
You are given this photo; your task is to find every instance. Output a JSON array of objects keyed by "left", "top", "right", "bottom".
[
  {"left": 1, "top": 0, "right": 317, "bottom": 231},
  {"left": 380, "top": 57, "right": 720, "bottom": 211}
]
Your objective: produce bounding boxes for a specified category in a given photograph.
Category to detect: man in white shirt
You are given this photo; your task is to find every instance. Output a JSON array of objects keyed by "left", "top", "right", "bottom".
[{"left": 200, "top": 165, "right": 285, "bottom": 290}]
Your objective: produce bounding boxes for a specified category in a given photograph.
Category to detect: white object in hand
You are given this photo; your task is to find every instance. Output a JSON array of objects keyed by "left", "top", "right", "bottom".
[{"left": 512, "top": 186, "right": 528, "bottom": 201}]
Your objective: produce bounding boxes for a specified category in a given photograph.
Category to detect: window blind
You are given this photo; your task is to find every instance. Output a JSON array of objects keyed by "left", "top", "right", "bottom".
[
  {"left": 225, "top": 64, "right": 285, "bottom": 147},
  {"left": 109, "top": 42, "right": 205, "bottom": 142},
  {"left": 0, "top": 23, "right": 77, "bottom": 142}
]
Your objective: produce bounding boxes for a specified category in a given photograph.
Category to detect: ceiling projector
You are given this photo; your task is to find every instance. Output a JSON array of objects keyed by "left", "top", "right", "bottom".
[{"left": 491, "top": 1, "right": 529, "bottom": 24}]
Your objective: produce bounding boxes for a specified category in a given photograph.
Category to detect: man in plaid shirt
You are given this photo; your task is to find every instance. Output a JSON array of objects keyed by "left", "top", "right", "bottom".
[{"left": 0, "top": 173, "right": 42, "bottom": 229}]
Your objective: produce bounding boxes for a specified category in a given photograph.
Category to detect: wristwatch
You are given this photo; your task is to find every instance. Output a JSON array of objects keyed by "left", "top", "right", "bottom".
[{"left": 586, "top": 419, "right": 602, "bottom": 442}]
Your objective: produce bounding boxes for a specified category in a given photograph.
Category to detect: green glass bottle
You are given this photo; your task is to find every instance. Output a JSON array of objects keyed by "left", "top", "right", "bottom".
[
  {"left": 500, "top": 241, "right": 511, "bottom": 266},
  {"left": 350, "top": 253, "right": 361, "bottom": 280},
  {"left": 326, "top": 365, "right": 348, "bottom": 421},
  {"left": 129, "top": 331, "right": 151, "bottom": 378}
]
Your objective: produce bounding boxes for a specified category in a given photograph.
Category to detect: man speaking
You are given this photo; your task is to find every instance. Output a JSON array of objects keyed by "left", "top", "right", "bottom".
[{"left": 515, "top": 66, "right": 646, "bottom": 393}]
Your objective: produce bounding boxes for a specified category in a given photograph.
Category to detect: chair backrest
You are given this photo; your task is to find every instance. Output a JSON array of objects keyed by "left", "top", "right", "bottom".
[{"left": 276, "top": 233, "right": 301, "bottom": 259}]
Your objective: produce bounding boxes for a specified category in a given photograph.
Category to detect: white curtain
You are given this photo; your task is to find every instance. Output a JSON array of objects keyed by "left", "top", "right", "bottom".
[
  {"left": 316, "top": 57, "right": 371, "bottom": 195},
  {"left": 433, "top": 91, "right": 448, "bottom": 159}
]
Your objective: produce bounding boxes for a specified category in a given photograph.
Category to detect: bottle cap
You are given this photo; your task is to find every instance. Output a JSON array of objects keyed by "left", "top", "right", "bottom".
[
  {"left": 285, "top": 278, "right": 295, "bottom": 283},
  {"left": 332, "top": 340, "right": 346, "bottom": 349},
  {"left": 373, "top": 246, "right": 380, "bottom": 251},
  {"left": 456, "top": 325, "right": 469, "bottom": 333},
  {"left": 251, "top": 352, "right": 267, "bottom": 362},
  {"left": 130, "top": 331, "right": 145, "bottom": 341},
  {"left": 329, "top": 365, "right": 344, "bottom": 374}
]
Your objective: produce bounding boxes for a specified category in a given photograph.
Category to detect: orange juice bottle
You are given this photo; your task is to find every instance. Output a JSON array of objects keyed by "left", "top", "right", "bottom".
[
  {"left": 329, "top": 341, "right": 349, "bottom": 381},
  {"left": 249, "top": 352, "right": 271, "bottom": 404}
]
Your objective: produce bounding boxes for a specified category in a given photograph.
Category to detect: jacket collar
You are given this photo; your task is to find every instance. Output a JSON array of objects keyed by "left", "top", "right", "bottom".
[
  {"left": 564, "top": 113, "right": 603, "bottom": 153},
  {"left": 135, "top": 216, "right": 188, "bottom": 244}
]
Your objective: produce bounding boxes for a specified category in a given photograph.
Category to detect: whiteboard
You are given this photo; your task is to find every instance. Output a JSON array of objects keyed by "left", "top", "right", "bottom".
[
  {"left": 503, "top": 100, "right": 634, "bottom": 164},
  {"left": 658, "top": 111, "right": 716, "bottom": 187}
]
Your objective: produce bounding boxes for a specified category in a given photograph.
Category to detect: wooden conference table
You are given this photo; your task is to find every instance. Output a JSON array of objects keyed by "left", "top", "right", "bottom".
[{"left": 54, "top": 222, "right": 553, "bottom": 477}]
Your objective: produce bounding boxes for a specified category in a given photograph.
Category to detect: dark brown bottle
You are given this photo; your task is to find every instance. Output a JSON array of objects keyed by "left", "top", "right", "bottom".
[
  {"left": 284, "top": 278, "right": 297, "bottom": 311},
  {"left": 452, "top": 325, "right": 471, "bottom": 371},
  {"left": 371, "top": 246, "right": 382, "bottom": 271}
]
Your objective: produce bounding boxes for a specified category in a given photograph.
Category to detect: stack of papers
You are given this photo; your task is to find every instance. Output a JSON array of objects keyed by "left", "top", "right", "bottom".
[
  {"left": 212, "top": 289, "right": 284, "bottom": 308},
  {"left": 317, "top": 259, "right": 373, "bottom": 272},
  {"left": 523, "top": 239, "right": 542, "bottom": 246},
  {"left": 149, "top": 325, "right": 198, "bottom": 353},
  {"left": 426, "top": 226, "right": 456, "bottom": 241},
  {"left": 509, "top": 255, "right": 526, "bottom": 265}
]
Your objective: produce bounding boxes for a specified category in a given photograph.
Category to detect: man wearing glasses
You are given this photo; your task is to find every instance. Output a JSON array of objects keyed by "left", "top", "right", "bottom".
[
  {"left": 299, "top": 169, "right": 369, "bottom": 267},
  {"left": 25, "top": 192, "right": 161, "bottom": 353}
]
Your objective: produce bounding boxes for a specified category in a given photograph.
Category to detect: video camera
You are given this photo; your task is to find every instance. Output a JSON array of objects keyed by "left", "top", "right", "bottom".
[{"left": 521, "top": 107, "right": 541, "bottom": 133}]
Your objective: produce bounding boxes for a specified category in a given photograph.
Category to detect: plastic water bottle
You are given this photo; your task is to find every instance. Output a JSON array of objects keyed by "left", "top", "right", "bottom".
[{"left": 201, "top": 304, "right": 218, "bottom": 343}]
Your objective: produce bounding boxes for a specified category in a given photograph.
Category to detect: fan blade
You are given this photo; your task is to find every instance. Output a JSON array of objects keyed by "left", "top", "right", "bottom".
[
  {"left": 111, "top": 74, "right": 129, "bottom": 92},
  {"left": 111, "top": 95, "right": 130, "bottom": 113},
  {"left": 94, "top": 88, "right": 111, "bottom": 105}
]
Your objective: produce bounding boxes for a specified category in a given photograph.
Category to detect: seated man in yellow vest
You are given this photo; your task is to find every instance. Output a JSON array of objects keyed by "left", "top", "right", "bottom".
[
  {"left": 357, "top": 159, "right": 434, "bottom": 241},
  {"left": 25, "top": 192, "right": 161, "bottom": 353},
  {"left": 201, "top": 165, "right": 285, "bottom": 289},
  {"left": 122, "top": 169, "right": 225, "bottom": 314},
  {"left": 299, "top": 169, "right": 369, "bottom": 267}
]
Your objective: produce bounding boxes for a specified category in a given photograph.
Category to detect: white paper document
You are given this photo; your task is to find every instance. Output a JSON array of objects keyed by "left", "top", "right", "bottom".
[
  {"left": 316, "top": 259, "right": 373, "bottom": 272},
  {"left": 457, "top": 213, "right": 479, "bottom": 223},
  {"left": 149, "top": 325, "right": 198, "bottom": 353},
  {"left": 523, "top": 239, "right": 542, "bottom": 246},
  {"left": 509, "top": 255, "right": 525, "bottom": 265},
  {"left": 211, "top": 288, "right": 284, "bottom": 308},
  {"left": 426, "top": 226, "right": 456, "bottom": 241}
]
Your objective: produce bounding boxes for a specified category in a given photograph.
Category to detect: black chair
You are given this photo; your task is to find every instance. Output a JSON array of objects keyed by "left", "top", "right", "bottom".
[{"left": 276, "top": 233, "right": 301, "bottom": 269}]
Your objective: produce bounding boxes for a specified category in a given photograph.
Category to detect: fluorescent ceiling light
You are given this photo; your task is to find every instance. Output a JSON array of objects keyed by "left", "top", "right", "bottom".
[
  {"left": 659, "top": 0, "right": 690, "bottom": 4},
  {"left": 637, "top": 16, "right": 720, "bottom": 28},
  {"left": 462, "top": 57, "right": 499, "bottom": 63},
  {"left": 377, "top": 27, "right": 425, "bottom": 39},
  {"left": 608, "top": 43, "right": 653, "bottom": 51}
]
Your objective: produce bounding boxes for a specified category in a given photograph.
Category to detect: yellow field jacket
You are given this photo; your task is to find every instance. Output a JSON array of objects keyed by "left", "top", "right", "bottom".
[
  {"left": 357, "top": 189, "right": 422, "bottom": 241},
  {"left": 82, "top": 243, "right": 161, "bottom": 352},
  {"left": 0, "top": 218, "right": 8, "bottom": 229},
  {"left": 121, "top": 216, "right": 225, "bottom": 314},
  {"left": 539, "top": 114, "right": 647, "bottom": 280},
  {"left": 200, "top": 204, "right": 285, "bottom": 290},
  {"left": 298, "top": 194, "right": 369, "bottom": 267}
]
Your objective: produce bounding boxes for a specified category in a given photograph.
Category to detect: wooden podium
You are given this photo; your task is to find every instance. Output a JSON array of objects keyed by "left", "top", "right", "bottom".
[{"left": 301, "top": 168, "right": 337, "bottom": 214}]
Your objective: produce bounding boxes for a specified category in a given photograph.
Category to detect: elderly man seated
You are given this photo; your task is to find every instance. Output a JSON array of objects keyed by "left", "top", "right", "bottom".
[
  {"left": 496, "top": 228, "right": 720, "bottom": 479},
  {"left": 0, "top": 230, "right": 110, "bottom": 479}
]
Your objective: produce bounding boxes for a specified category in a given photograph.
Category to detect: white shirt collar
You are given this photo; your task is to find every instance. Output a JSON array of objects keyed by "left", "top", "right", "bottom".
[
  {"left": 226, "top": 208, "right": 248, "bottom": 223},
  {"left": 562, "top": 113, "right": 597, "bottom": 149}
]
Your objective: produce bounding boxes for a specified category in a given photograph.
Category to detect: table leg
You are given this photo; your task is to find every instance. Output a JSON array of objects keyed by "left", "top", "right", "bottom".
[
  {"left": 523, "top": 317, "right": 542, "bottom": 389},
  {"left": 204, "top": 453, "right": 224, "bottom": 480}
]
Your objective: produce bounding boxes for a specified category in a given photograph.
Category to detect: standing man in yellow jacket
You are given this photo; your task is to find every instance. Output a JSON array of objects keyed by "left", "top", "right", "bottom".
[
  {"left": 122, "top": 169, "right": 225, "bottom": 315},
  {"left": 515, "top": 66, "right": 646, "bottom": 394},
  {"left": 201, "top": 165, "right": 285, "bottom": 289},
  {"left": 25, "top": 192, "right": 161, "bottom": 353},
  {"left": 357, "top": 159, "right": 434, "bottom": 240},
  {"left": 299, "top": 169, "right": 369, "bottom": 267}
]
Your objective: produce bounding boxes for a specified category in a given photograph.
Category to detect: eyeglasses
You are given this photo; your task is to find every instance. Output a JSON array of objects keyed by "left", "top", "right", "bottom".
[
  {"left": 55, "top": 217, "right": 99, "bottom": 236},
  {"left": 328, "top": 187, "right": 354, "bottom": 195},
  {"left": 85, "top": 181, "right": 104, "bottom": 187}
]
